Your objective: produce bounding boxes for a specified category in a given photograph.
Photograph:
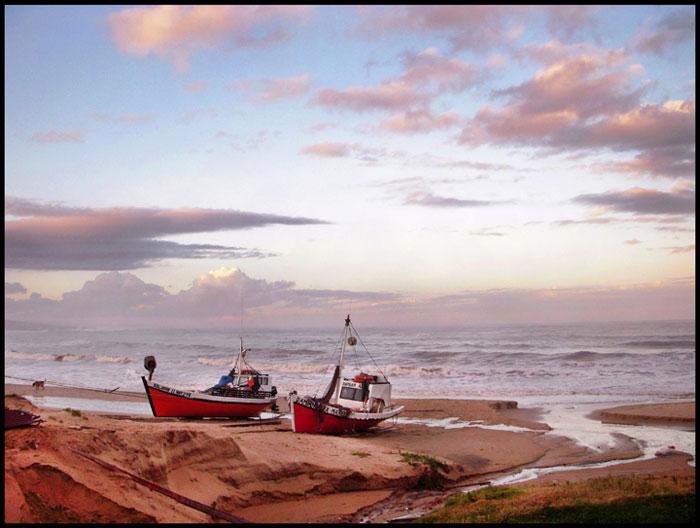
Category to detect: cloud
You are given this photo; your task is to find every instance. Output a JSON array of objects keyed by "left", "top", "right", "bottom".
[
  {"left": 107, "top": 5, "right": 313, "bottom": 71},
  {"left": 625, "top": 239, "right": 642, "bottom": 245},
  {"left": 300, "top": 142, "right": 350, "bottom": 158},
  {"left": 542, "top": 5, "right": 602, "bottom": 40},
  {"left": 380, "top": 109, "right": 460, "bottom": 134},
  {"left": 312, "top": 80, "right": 428, "bottom": 112},
  {"left": 398, "top": 47, "right": 483, "bottom": 94},
  {"left": 634, "top": 9, "right": 696, "bottom": 55},
  {"left": 299, "top": 142, "right": 402, "bottom": 164},
  {"left": 5, "top": 197, "right": 328, "bottom": 271},
  {"left": 5, "top": 268, "right": 694, "bottom": 327},
  {"left": 91, "top": 112, "right": 155, "bottom": 125},
  {"left": 404, "top": 191, "right": 509, "bottom": 208},
  {"left": 666, "top": 244, "right": 695, "bottom": 254},
  {"left": 354, "top": 6, "right": 602, "bottom": 51},
  {"left": 354, "top": 5, "right": 511, "bottom": 51},
  {"left": 459, "top": 48, "right": 694, "bottom": 162},
  {"left": 5, "top": 282, "right": 27, "bottom": 295},
  {"left": 572, "top": 187, "right": 695, "bottom": 215},
  {"left": 4, "top": 268, "right": 400, "bottom": 326},
  {"left": 229, "top": 73, "right": 312, "bottom": 102},
  {"left": 312, "top": 47, "right": 482, "bottom": 116},
  {"left": 595, "top": 146, "right": 695, "bottom": 179},
  {"left": 185, "top": 80, "right": 206, "bottom": 93},
  {"left": 28, "top": 130, "right": 85, "bottom": 143}
]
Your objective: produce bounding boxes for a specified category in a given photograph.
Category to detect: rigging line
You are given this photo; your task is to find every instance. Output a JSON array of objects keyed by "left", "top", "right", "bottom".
[
  {"left": 349, "top": 321, "right": 388, "bottom": 380},
  {"left": 312, "top": 326, "right": 345, "bottom": 398}
]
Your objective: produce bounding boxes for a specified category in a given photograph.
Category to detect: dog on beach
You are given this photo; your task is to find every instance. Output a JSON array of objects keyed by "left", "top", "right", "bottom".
[{"left": 32, "top": 380, "right": 45, "bottom": 391}]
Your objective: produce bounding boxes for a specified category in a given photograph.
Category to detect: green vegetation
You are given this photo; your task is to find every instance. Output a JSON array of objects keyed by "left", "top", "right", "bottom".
[
  {"left": 400, "top": 452, "right": 449, "bottom": 490},
  {"left": 352, "top": 451, "right": 371, "bottom": 458},
  {"left": 417, "top": 475, "right": 695, "bottom": 524},
  {"left": 400, "top": 452, "right": 448, "bottom": 472},
  {"left": 64, "top": 408, "right": 82, "bottom": 417},
  {"left": 508, "top": 494, "right": 695, "bottom": 523}
]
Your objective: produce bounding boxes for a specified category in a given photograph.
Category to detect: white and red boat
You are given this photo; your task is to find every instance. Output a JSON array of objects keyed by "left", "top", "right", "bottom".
[
  {"left": 142, "top": 338, "right": 277, "bottom": 418},
  {"left": 289, "top": 315, "right": 403, "bottom": 434}
]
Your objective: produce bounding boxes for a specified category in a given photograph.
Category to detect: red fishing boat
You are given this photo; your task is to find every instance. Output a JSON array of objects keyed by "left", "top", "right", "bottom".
[
  {"left": 142, "top": 338, "right": 277, "bottom": 418},
  {"left": 289, "top": 315, "right": 403, "bottom": 434}
]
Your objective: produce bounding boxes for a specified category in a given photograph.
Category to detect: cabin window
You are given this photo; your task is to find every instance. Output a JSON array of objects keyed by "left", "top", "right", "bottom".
[{"left": 339, "top": 387, "right": 364, "bottom": 401}]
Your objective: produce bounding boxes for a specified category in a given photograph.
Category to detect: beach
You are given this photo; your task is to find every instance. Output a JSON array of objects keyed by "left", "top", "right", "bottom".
[{"left": 5, "top": 384, "right": 695, "bottom": 523}]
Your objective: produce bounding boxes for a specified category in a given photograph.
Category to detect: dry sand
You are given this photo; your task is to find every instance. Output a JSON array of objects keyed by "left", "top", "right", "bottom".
[{"left": 4, "top": 385, "right": 695, "bottom": 523}]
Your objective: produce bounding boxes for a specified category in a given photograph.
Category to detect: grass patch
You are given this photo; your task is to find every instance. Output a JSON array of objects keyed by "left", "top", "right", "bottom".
[
  {"left": 508, "top": 494, "right": 695, "bottom": 523},
  {"left": 401, "top": 452, "right": 448, "bottom": 472},
  {"left": 400, "top": 452, "right": 448, "bottom": 491},
  {"left": 64, "top": 408, "right": 81, "bottom": 417},
  {"left": 417, "top": 475, "right": 695, "bottom": 524},
  {"left": 352, "top": 451, "right": 371, "bottom": 458}
]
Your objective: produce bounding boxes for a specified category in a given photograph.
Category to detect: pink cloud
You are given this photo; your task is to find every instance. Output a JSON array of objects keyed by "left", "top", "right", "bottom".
[
  {"left": 312, "top": 80, "right": 427, "bottom": 112},
  {"left": 300, "top": 142, "right": 350, "bottom": 158},
  {"left": 90, "top": 112, "right": 155, "bottom": 125},
  {"left": 459, "top": 48, "right": 694, "bottom": 159},
  {"left": 312, "top": 47, "right": 482, "bottom": 116},
  {"left": 380, "top": 109, "right": 460, "bottom": 134},
  {"left": 595, "top": 146, "right": 695, "bottom": 179},
  {"left": 625, "top": 239, "right": 642, "bottom": 245},
  {"left": 398, "top": 47, "right": 483, "bottom": 93},
  {"left": 543, "top": 5, "right": 602, "bottom": 40},
  {"left": 667, "top": 244, "right": 695, "bottom": 254},
  {"left": 229, "top": 73, "right": 312, "bottom": 103},
  {"left": 354, "top": 5, "right": 510, "bottom": 51},
  {"left": 355, "top": 6, "right": 602, "bottom": 51},
  {"left": 5, "top": 197, "right": 327, "bottom": 270},
  {"left": 29, "top": 130, "right": 85, "bottom": 143},
  {"left": 108, "top": 5, "right": 313, "bottom": 71},
  {"left": 185, "top": 80, "right": 206, "bottom": 93},
  {"left": 573, "top": 187, "right": 695, "bottom": 216},
  {"left": 5, "top": 269, "right": 695, "bottom": 327},
  {"left": 634, "top": 9, "right": 695, "bottom": 55}
]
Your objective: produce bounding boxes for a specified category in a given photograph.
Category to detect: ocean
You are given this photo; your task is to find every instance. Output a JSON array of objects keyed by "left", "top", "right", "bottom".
[{"left": 5, "top": 319, "right": 695, "bottom": 407}]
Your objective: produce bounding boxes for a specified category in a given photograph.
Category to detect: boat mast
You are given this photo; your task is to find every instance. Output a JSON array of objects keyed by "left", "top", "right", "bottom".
[{"left": 333, "top": 314, "right": 351, "bottom": 403}]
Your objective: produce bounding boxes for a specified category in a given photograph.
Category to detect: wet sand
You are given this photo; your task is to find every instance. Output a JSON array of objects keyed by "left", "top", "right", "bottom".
[
  {"left": 4, "top": 385, "right": 695, "bottom": 523},
  {"left": 592, "top": 402, "right": 695, "bottom": 429}
]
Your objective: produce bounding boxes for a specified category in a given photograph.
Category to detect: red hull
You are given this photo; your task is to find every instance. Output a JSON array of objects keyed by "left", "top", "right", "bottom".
[
  {"left": 143, "top": 378, "right": 273, "bottom": 418},
  {"left": 292, "top": 401, "right": 384, "bottom": 434}
]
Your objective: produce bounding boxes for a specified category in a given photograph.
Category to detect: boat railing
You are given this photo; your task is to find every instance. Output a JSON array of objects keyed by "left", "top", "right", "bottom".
[{"left": 206, "top": 386, "right": 276, "bottom": 399}]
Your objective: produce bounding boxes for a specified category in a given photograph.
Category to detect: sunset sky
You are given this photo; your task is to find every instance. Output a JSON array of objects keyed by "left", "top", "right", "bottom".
[{"left": 4, "top": 5, "right": 695, "bottom": 327}]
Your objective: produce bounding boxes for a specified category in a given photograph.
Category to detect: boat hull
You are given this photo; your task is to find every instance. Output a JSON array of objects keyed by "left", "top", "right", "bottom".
[
  {"left": 142, "top": 377, "right": 274, "bottom": 418},
  {"left": 291, "top": 399, "right": 402, "bottom": 434}
]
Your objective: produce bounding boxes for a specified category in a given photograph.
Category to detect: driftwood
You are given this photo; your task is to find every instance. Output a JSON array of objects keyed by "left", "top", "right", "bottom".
[{"left": 5, "top": 408, "right": 43, "bottom": 429}]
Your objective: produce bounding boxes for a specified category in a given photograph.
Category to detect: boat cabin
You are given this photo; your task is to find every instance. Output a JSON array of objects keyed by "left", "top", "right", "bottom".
[
  {"left": 336, "top": 372, "right": 392, "bottom": 412},
  {"left": 232, "top": 369, "right": 273, "bottom": 392}
]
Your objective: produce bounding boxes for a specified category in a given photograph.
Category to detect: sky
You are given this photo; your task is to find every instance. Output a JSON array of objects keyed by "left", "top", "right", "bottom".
[{"left": 4, "top": 5, "right": 696, "bottom": 328}]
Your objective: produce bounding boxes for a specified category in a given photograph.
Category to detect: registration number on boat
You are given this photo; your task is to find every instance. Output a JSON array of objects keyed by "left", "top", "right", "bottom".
[{"left": 152, "top": 383, "right": 192, "bottom": 398}]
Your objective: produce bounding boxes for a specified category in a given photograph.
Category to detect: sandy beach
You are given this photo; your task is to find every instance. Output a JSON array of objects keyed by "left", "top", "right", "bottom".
[{"left": 4, "top": 384, "right": 695, "bottom": 523}]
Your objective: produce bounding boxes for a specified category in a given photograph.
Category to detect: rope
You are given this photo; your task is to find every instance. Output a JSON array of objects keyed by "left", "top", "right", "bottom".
[
  {"left": 71, "top": 449, "right": 250, "bottom": 523},
  {"left": 312, "top": 324, "right": 346, "bottom": 398},
  {"left": 349, "top": 321, "right": 388, "bottom": 381}
]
